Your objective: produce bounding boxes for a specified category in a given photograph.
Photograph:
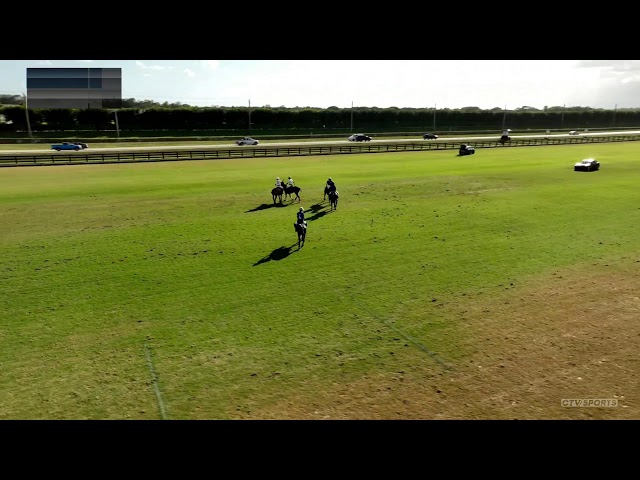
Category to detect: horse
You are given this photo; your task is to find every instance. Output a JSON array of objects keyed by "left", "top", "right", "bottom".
[
  {"left": 283, "top": 185, "right": 302, "bottom": 202},
  {"left": 328, "top": 190, "right": 339, "bottom": 211},
  {"left": 499, "top": 135, "right": 511, "bottom": 145},
  {"left": 271, "top": 186, "right": 283, "bottom": 204},
  {"left": 324, "top": 185, "right": 336, "bottom": 201},
  {"left": 294, "top": 222, "right": 307, "bottom": 249}
]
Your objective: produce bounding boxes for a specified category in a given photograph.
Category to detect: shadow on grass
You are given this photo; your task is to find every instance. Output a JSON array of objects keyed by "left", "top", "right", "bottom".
[
  {"left": 246, "top": 203, "right": 285, "bottom": 213},
  {"left": 253, "top": 244, "right": 298, "bottom": 266},
  {"left": 307, "top": 210, "right": 330, "bottom": 222},
  {"left": 306, "top": 202, "right": 326, "bottom": 214}
]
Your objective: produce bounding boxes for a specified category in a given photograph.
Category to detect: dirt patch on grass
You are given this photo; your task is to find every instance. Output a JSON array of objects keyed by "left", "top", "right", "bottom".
[{"left": 241, "top": 261, "right": 640, "bottom": 419}]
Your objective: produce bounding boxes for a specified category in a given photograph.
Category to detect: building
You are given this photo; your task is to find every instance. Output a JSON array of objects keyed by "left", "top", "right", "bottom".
[{"left": 27, "top": 68, "right": 122, "bottom": 109}]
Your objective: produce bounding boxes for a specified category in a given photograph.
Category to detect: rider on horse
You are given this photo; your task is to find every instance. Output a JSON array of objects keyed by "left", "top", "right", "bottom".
[
  {"left": 296, "top": 207, "right": 307, "bottom": 229},
  {"left": 275, "top": 177, "right": 283, "bottom": 188},
  {"left": 326, "top": 177, "right": 336, "bottom": 192},
  {"left": 287, "top": 176, "right": 295, "bottom": 187}
]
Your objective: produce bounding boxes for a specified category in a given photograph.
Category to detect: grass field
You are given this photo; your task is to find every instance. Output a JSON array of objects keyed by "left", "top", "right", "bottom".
[{"left": 1, "top": 142, "right": 638, "bottom": 419}]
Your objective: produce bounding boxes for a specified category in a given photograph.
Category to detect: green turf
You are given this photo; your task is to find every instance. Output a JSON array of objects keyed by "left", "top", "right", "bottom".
[{"left": 1, "top": 142, "right": 638, "bottom": 419}]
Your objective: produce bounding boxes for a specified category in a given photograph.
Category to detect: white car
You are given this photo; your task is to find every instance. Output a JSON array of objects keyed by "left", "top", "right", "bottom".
[
  {"left": 235, "top": 137, "right": 259, "bottom": 146},
  {"left": 569, "top": 131, "right": 579, "bottom": 136}
]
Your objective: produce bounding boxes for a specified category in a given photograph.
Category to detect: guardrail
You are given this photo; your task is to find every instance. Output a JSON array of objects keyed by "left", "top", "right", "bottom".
[{"left": 1, "top": 134, "right": 639, "bottom": 167}]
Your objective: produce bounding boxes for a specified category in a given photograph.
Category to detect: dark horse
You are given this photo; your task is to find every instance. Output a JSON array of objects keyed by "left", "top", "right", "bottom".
[
  {"left": 272, "top": 186, "right": 283, "bottom": 204},
  {"left": 328, "top": 190, "right": 339, "bottom": 211},
  {"left": 283, "top": 185, "right": 302, "bottom": 202},
  {"left": 499, "top": 135, "right": 511, "bottom": 145},
  {"left": 324, "top": 185, "right": 335, "bottom": 201},
  {"left": 294, "top": 222, "right": 307, "bottom": 249}
]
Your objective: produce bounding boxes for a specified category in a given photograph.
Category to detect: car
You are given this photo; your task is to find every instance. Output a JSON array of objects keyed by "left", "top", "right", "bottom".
[
  {"left": 423, "top": 133, "right": 438, "bottom": 140},
  {"left": 458, "top": 144, "right": 475, "bottom": 156},
  {"left": 574, "top": 158, "right": 600, "bottom": 172},
  {"left": 569, "top": 130, "right": 579, "bottom": 135},
  {"left": 73, "top": 142, "right": 88, "bottom": 149},
  {"left": 51, "top": 142, "right": 84, "bottom": 151},
  {"left": 235, "top": 137, "right": 259, "bottom": 146},
  {"left": 348, "top": 134, "right": 372, "bottom": 142}
]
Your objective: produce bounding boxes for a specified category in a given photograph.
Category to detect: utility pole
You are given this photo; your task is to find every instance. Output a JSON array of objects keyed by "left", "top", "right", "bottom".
[
  {"left": 350, "top": 101, "right": 353, "bottom": 132},
  {"left": 23, "top": 93, "right": 32, "bottom": 140},
  {"left": 248, "top": 99, "right": 251, "bottom": 131},
  {"left": 433, "top": 102, "right": 436, "bottom": 130},
  {"left": 114, "top": 110, "right": 120, "bottom": 139}
]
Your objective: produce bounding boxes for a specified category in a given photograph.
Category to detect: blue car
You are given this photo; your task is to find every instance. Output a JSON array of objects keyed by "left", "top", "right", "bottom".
[{"left": 51, "top": 142, "right": 87, "bottom": 151}]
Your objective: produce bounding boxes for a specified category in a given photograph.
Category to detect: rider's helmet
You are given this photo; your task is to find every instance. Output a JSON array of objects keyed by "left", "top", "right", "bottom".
[
  {"left": 299, "top": 207, "right": 304, "bottom": 212},
  {"left": 288, "top": 176, "right": 292, "bottom": 179},
  {"left": 328, "top": 177, "right": 332, "bottom": 181},
  {"left": 277, "top": 177, "right": 280, "bottom": 180}
]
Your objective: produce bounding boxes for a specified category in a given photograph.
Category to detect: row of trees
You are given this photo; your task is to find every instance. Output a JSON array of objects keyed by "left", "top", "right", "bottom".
[
  {"left": 3, "top": 94, "right": 639, "bottom": 112},
  {"left": 0, "top": 95, "right": 188, "bottom": 109},
  {"left": 0, "top": 104, "right": 637, "bottom": 134}
]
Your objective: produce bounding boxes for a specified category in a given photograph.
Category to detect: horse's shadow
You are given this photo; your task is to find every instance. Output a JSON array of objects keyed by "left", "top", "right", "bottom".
[
  {"left": 253, "top": 244, "right": 297, "bottom": 266},
  {"left": 246, "top": 203, "right": 284, "bottom": 213},
  {"left": 307, "top": 210, "right": 330, "bottom": 222},
  {"left": 307, "top": 203, "right": 325, "bottom": 213}
]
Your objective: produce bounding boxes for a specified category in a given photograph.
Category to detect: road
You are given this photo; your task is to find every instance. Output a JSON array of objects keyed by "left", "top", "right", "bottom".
[{"left": 2, "top": 130, "right": 640, "bottom": 155}]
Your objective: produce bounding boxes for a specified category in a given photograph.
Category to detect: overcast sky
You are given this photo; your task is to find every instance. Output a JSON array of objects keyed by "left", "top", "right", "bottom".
[{"left": 1, "top": 60, "right": 639, "bottom": 109}]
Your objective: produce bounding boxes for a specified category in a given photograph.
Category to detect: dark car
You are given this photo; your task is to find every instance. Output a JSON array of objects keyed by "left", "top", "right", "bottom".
[
  {"left": 423, "top": 133, "right": 438, "bottom": 140},
  {"left": 574, "top": 158, "right": 600, "bottom": 172},
  {"left": 459, "top": 144, "right": 475, "bottom": 156},
  {"left": 348, "top": 134, "right": 372, "bottom": 142}
]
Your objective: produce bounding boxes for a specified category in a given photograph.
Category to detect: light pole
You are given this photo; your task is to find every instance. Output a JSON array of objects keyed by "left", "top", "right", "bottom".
[
  {"left": 613, "top": 104, "right": 617, "bottom": 127},
  {"left": 433, "top": 102, "right": 436, "bottom": 131},
  {"left": 23, "top": 92, "right": 32, "bottom": 140},
  {"left": 350, "top": 101, "right": 353, "bottom": 132},
  {"left": 502, "top": 104, "right": 507, "bottom": 130},
  {"left": 248, "top": 99, "right": 251, "bottom": 131},
  {"left": 114, "top": 110, "right": 120, "bottom": 139},
  {"left": 561, "top": 104, "right": 565, "bottom": 129}
]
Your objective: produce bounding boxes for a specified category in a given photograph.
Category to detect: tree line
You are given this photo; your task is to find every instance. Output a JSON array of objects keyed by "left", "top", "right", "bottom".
[{"left": 0, "top": 101, "right": 637, "bottom": 134}]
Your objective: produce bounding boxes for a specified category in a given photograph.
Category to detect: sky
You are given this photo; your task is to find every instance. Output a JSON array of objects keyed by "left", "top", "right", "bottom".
[{"left": 1, "top": 60, "right": 640, "bottom": 110}]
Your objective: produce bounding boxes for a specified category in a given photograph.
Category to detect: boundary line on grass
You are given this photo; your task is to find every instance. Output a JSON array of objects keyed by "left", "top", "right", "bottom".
[
  {"left": 351, "top": 296, "right": 454, "bottom": 371},
  {"left": 144, "top": 341, "right": 168, "bottom": 420}
]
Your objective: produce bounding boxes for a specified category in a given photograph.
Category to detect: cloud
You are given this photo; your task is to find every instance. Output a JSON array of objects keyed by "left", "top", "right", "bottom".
[
  {"left": 184, "top": 68, "right": 196, "bottom": 78},
  {"left": 200, "top": 60, "right": 220, "bottom": 70},
  {"left": 143, "top": 73, "right": 152, "bottom": 77},
  {"left": 136, "top": 61, "right": 173, "bottom": 71},
  {"left": 38, "top": 60, "right": 52, "bottom": 65}
]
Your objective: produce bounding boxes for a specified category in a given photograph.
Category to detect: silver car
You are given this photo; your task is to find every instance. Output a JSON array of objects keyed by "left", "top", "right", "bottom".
[{"left": 236, "top": 137, "right": 259, "bottom": 146}]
